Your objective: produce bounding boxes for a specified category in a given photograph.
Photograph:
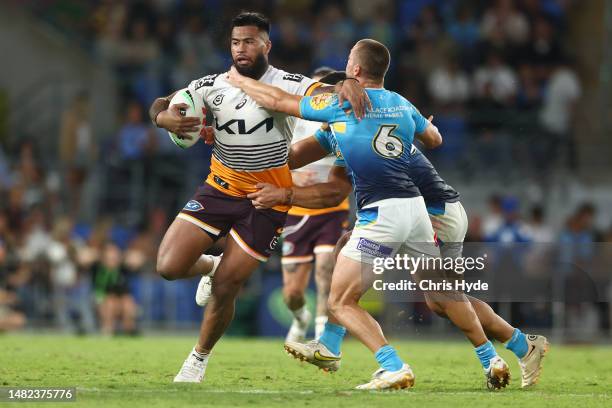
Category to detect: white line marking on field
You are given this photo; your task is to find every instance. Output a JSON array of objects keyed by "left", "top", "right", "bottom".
[{"left": 76, "top": 388, "right": 610, "bottom": 398}]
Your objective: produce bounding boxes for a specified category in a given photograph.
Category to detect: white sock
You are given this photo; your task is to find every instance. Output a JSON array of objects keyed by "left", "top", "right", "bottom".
[
  {"left": 292, "top": 306, "right": 308, "bottom": 322},
  {"left": 200, "top": 254, "right": 219, "bottom": 277},
  {"left": 315, "top": 316, "right": 328, "bottom": 339},
  {"left": 192, "top": 347, "right": 210, "bottom": 361}
]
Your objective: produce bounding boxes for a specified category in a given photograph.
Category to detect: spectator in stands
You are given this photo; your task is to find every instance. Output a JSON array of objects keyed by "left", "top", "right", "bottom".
[
  {"left": 93, "top": 242, "right": 137, "bottom": 335},
  {"left": 177, "top": 15, "right": 223, "bottom": 74},
  {"left": 473, "top": 52, "right": 518, "bottom": 105},
  {"left": 484, "top": 196, "right": 531, "bottom": 243},
  {"left": 47, "top": 217, "right": 96, "bottom": 334},
  {"left": 120, "top": 19, "right": 159, "bottom": 68},
  {"left": 0, "top": 215, "right": 26, "bottom": 332},
  {"left": 59, "top": 92, "right": 95, "bottom": 218},
  {"left": 520, "top": 16, "right": 562, "bottom": 70},
  {"left": 428, "top": 56, "right": 470, "bottom": 108},
  {"left": 271, "top": 16, "right": 312, "bottom": 75},
  {"left": 313, "top": 4, "right": 355, "bottom": 68},
  {"left": 524, "top": 205, "right": 554, "bottom": 242},
  {"left": 447, "top": 5, "right": 480, "bottom": 51},
  {"left": 482, "top": 195, "right": 504, "bottom": 239},
  {"left": 117, "top": 101, "right": 154, "bottom": 161},
  {"left": 539, "top": 58, "right": 582, "bottom": 169},
  {"left": 481, "top": 0, "right": 530, "bottom": 47}
]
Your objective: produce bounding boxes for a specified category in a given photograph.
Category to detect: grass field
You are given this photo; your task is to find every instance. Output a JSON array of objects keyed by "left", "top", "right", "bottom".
[{"left": 1, "top": 334, "right": 611, "bottom": 407}]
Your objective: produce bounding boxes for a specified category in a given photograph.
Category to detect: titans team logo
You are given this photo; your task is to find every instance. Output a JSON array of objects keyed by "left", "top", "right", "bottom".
[
  {"left": 309, "top": 93, "right": 334, "bottom": 110},
  {"left": 183, "top": 200, "right": 204, "bottom": 212}
]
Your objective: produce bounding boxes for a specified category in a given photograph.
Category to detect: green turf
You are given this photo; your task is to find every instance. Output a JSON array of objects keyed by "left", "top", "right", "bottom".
[{"left": 0, "top": 334, "right": 610, "bottom": 407}]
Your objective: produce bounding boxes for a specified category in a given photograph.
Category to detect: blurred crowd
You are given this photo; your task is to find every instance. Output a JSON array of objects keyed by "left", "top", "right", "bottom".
[
  {"left": 30, "top": 0, "right": 583, "bottom": 176},
  {"left": 2, "top": 183, "right": 609, "bottom": 334},
  {"left": 1, "top": 0, "right": 606, "bottom": 336}
]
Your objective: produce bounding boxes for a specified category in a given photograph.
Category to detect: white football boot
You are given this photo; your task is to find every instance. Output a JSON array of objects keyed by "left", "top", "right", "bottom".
[
  {"left": 284, "top": 339, "right": 341, "bottom": 372},
  {"left": 173, "top": 348, "right": 210, "bottom": 383},
  {"left": 485, "top": 355, "right": 511, "bottom": 390},
  {"left": 285, "top": 308, "right": 312, "bottom": 343},
  {"left": 355, "top": 364, "right": 415, "bottom": 390},
  {"left": 195, "top": 254, "right": 222, "bottom": 307},
  {"left": 519, "top": 334, "right": 549, "bottom": 388}
]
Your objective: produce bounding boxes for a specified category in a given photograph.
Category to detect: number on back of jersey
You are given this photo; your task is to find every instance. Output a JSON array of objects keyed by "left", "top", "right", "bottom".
[{"left": 372, "top": 125, "right": 404, "bottom": 158}]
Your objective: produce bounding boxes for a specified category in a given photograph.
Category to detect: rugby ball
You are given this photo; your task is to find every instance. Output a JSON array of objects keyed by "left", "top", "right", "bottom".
[{"left": 167, "top": 88, "right": 205, "bottom": 149}]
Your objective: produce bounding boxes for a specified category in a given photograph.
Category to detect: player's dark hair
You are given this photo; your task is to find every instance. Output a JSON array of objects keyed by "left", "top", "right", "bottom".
[
  {"left": 318, "top": 71, "right": 347, "bottom": 84},
  {"left": 312, "top": 66, "right": 334, "bottom": 78},
  {"left": 354, "top": 39, "right": 390, "bottom": 81},
  {"left": 231, "top": 12, "right": 270, "bottom": 34}
]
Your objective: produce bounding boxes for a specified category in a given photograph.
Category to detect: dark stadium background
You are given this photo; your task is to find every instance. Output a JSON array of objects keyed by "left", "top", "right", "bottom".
[{"left": 0, "top": 0, "right": 610, "bottom": 342}]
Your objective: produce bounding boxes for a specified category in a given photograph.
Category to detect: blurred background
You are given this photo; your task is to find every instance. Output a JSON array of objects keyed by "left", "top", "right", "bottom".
[{"left": 0, "top": 0, "right": 610, "bottom": 342}]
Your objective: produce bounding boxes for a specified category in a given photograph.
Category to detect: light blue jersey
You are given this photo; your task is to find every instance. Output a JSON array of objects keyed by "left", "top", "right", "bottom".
[
  {"left": 313, "top": 128, "right": 460, "bottom": 215},
  {"left": 300, "top": 90, "right": 426, "bottom": 209}
]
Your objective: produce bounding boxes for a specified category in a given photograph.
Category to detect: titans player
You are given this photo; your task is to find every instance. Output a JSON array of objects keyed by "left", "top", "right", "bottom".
[
  {"left": 226, "top": 39, "right": 526, "bottom": 390},
  {"left": 242, "top": 80, "right": 550, "bottom": 389}
]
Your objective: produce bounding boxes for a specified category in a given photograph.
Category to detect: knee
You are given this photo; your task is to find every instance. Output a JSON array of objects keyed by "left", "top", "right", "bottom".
[
  {"left": 283, "top": 286, "right": 304, "bottom": 308},
  {"left": 156, "top": 255, "right": 180, "bottom": 281}
]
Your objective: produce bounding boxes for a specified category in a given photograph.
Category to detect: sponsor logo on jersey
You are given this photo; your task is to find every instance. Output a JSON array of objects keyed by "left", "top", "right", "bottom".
[
  {"left": 213, "top": 175, "right": 229, "bottom": 189},
  {"left": 215, "top": 117, "right": 274, "bottom": 134},
  {"left": 213, "top": 94, "right": 224, "bottom": 106},
  {"left": 194, "top": 74, "right": 218, "bottom": 89},
  {"left": 309, "top": 93, "right": 334, "bottom": 111},
  {"left": 283, "top": 73, "right": 304, "bottom": 83},
  {"left": 235, "top": 98, "right": 247, "bottom": 109},
  {"left": 269, "top": 235, "right": 279, "bottom": 250},
  {"left": 183, "top": 200, "right": 204, "bottom": 212},
  {"left": 356, "top": 238, "right": 393, "bottom": 258}
]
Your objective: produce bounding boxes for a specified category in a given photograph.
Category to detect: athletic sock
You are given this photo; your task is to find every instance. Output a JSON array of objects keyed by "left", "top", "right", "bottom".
[
  {"left": 199, "top": 254, "right": 215, "bottom": 276},
  {"left": 318, "top": 322, "right": 346, "bottom": 355},
  {"left": 292, "top": 306, "right": 308, "bottom": 322},
  {"left": 314, "top": 316, "right": 328, "bottom": 339},
  {"left": 192, "top": 347, "right": 210, "bottom": 361},
  {"left": 375, "top": 345, "right": 404, "bottom": 372},
  {"left": 475, "top": 341, "right": 497, "bottom": 370},
  {"left": 505, "top": 328, "right": 528, "bottom": 358}
]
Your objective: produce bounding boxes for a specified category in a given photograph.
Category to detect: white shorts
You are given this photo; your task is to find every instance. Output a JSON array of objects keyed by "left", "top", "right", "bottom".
[
  {"left": 429, "top": 201, "right": 468, "bottom": 259},
  {"left": 341, "top": 197, "right": 439, "bottom": 264}
]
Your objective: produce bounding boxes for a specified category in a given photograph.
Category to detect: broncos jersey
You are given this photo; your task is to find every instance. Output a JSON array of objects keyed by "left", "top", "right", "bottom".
[
  {"left": 300, "top": 89, "right": 424, "bottom": 209},
  {"left": 288, "top": 118, "right": 350, "bottom": 216},
  {"left": 188, "top": 66, "right": 322, "bottom": 211}
]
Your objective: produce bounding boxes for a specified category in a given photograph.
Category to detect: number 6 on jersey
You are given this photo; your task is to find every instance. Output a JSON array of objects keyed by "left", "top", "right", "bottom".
[{"left": 372, "top": 124, "right": 403, "bottom": 158}]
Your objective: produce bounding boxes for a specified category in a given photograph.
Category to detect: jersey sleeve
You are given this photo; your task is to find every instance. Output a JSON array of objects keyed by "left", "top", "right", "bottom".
[
  {"left": 313, "top": 128, "right": 334, "bottom": 154},
  {"left": 332, "top": 151, "right": 346, "bottom": 168},
  {"left": 313, "top": 128, "right": 345, "bottom": 167},
  {"left": 299, "top": 93, "right": 347, "bottom": 123},
  {"left": 187, "top": 74, "right": 219, "bottom": 107},
  {"left": 275, "top": 72, "right": 322, "bottom": 96},
  {"left": 411, "top": 105, "right": 429, "bottom": 134}
]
